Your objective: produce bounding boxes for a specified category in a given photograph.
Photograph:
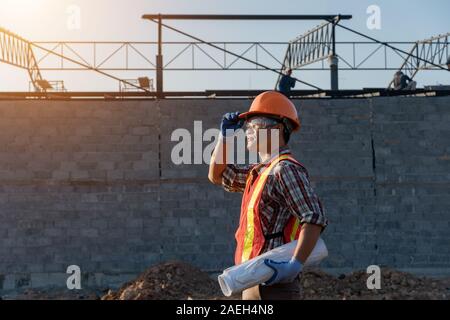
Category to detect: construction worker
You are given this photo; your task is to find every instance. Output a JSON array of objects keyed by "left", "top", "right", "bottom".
[
  {"left": 208, "top": 91, "right": 328, "bottom": 300},
  {"left": 278, "top": 69, "right": 296, "bottom": 97},
  {"left": 393, "top": 71, "right": 417, "bottom": 90}
]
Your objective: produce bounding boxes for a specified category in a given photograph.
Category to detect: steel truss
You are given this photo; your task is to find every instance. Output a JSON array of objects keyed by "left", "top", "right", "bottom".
[
  {"left": 32, "top": 41, "right": 447, "bottom": 72},
  {"left": 1, "top": 14, "right": 448, "bottom": 95},
  {"left": 0, "top": 27, "right": 44, "bottom": 91},
  {"left": 388, "top": 33, "right": 450, "bottom": 88}
]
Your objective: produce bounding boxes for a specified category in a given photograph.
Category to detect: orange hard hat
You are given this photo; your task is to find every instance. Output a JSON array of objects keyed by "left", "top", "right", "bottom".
[{"left": 239, "top": 91, "right": 301, "bottom": 131}]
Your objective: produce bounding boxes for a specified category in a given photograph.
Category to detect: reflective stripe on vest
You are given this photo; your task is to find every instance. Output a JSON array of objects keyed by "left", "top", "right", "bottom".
[
  {"left": 241, "top": 155, "right": 289, "bottom": 262},
  {"left": 236, "top": 154, "right": 303, "bottom": 264},
  {"left": 289, "top": 217, "right": 301, "bottom": 242}
]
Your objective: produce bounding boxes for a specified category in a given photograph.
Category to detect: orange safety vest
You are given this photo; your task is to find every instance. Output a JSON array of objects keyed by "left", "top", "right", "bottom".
[{"left": 234, "top": 154, "right": 303, "bottom": 265}]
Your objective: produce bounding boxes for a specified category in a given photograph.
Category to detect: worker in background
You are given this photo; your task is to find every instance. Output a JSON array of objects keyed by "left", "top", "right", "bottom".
[
  {"left": 208, "top": 91, "right": 328, "bottom": 300},
  {"left": 447, "top": 55, "right": 450, "bottom": 70},
  {"left": 393, "top": 71, "right": 417, "bottom": 90},
  {"left": 278, "top": 69, "right": 296, "bottom": 97}
]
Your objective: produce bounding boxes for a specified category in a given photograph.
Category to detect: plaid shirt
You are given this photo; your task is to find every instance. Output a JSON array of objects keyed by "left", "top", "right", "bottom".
[{"left": 222, "top": 146, "right": 328, "bottom": 252}]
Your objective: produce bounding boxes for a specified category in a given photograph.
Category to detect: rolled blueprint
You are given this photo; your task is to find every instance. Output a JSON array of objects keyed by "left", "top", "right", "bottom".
[{"left": 218, "top": 238, "right": 328, "bottom": 297}]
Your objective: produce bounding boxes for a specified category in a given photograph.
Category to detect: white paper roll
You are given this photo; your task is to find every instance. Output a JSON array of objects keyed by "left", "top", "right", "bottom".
[{"left": 218, "top": 238, "right": 328, "bottom": 297}]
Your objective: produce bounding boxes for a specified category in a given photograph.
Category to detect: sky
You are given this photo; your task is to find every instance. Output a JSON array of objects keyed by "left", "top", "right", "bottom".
[{"left": 0, "top": 0, "right": 449, "bottom": 92}]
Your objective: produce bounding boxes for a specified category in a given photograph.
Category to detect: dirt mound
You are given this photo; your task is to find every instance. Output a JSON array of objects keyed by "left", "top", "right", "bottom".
[
  {"left": 3, "top": 263, "right": 449, "bottom": 300},
  {"left": 102, "top": 261, "right": 449, "bottom": 300},
  {"left": 102, "top": 261, "right": 223, "bottom": 300},
  {"left": 299, "top": 268, "right": 450, "bottom": 300}
]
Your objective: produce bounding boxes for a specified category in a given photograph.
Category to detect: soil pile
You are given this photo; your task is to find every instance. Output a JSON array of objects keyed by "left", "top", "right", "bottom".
[
  {"left": 298, "top": 268, "right": 449, "bottom": 300},
  {"left": 102, "top": 261, "right": 223, "bottom": 300}
]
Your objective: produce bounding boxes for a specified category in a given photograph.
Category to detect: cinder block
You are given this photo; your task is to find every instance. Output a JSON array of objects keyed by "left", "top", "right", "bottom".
[{"left": 130, "top": 126, "right": 151, "bottom": 136}]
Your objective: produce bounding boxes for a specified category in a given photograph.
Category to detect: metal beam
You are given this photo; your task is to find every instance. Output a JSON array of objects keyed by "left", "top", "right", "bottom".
[
  {"left": 0, "top": 27, "right": 45, "bottom": 91},
  {"left": 330, "top": 21, "right": 339, "bottom": 90},
  {"left": 31, "top": 41, "right": 447, "bottom": 72},
  {"left": 0, "top": 88, "right": 448, "bottom": 100},
  {"left": 144, "top": 17, "right": 324, "bottom": 91},
  {"left": 30, "top": 42, "right": 151, "bottom": 93},
  {"left": 156, "top": 14, "right": 164, "bottom": 98},
  {"left": 142, "top": 14, "right": 352, "bottom": 21},
  {"left": 276, "top": 19, "right": 341, "bottom": 90},
  {"left": 334, "top": 22, "right": 448, "bottom": 72},
  {"left": 388, "top": 32, "right": 450, "bottom": 88}
]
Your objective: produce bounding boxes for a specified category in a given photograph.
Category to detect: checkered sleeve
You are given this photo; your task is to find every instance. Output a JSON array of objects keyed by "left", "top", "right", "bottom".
[
  {"left": 221, "top": 164, "right": 254, "bottom": 193},
  {"left": 274, "top": 162, "right": 328, "bottom": 228}
]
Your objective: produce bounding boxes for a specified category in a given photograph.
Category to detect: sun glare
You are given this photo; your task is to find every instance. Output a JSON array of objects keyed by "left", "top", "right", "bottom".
[
  {"left": 2, "top": 0, "right": 48, "bottom": 15},
  {"left": 0, "top": 0, "right": 55, "bottom": 33}
]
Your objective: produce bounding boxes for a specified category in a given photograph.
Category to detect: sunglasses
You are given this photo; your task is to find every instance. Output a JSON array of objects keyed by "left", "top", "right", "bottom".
[{"left": 244, "top": 117, "right": 282, "bottom": 131}]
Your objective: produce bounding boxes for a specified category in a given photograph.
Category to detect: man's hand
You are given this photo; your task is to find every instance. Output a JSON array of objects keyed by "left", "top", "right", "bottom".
[
  {"left": 263, "top": 257, "right": 303, "bottom": 285},
  {"left": 220, "top": 112, "right": 244, "bottom": 137}
]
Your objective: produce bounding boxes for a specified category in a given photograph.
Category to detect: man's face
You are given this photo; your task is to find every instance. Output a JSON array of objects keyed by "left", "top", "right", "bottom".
[{"left": 244, "top": 117, "right": 282, "bottom": 153}]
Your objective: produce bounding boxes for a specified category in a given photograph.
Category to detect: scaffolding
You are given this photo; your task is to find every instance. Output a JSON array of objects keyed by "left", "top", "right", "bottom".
[
  {"left": 0, "top": 27, "right": 45, "bottom": 92},
  {"left": 388, "top": 33, "right": 450, "bottom": 89},
  {"left": 0, "top": 14, "right": 449, "bottom": 98}
]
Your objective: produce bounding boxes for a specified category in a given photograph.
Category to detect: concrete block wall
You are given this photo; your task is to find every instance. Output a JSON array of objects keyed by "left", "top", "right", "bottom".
[
  {"left": 371, "top": 98, "right": 450, "bottom": 272},
  {"left": 292, "top": 99, "right": 377, "bottom": 270},
  {"left": 0, "top": 96, "right": 449, "bottom": 292}
]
